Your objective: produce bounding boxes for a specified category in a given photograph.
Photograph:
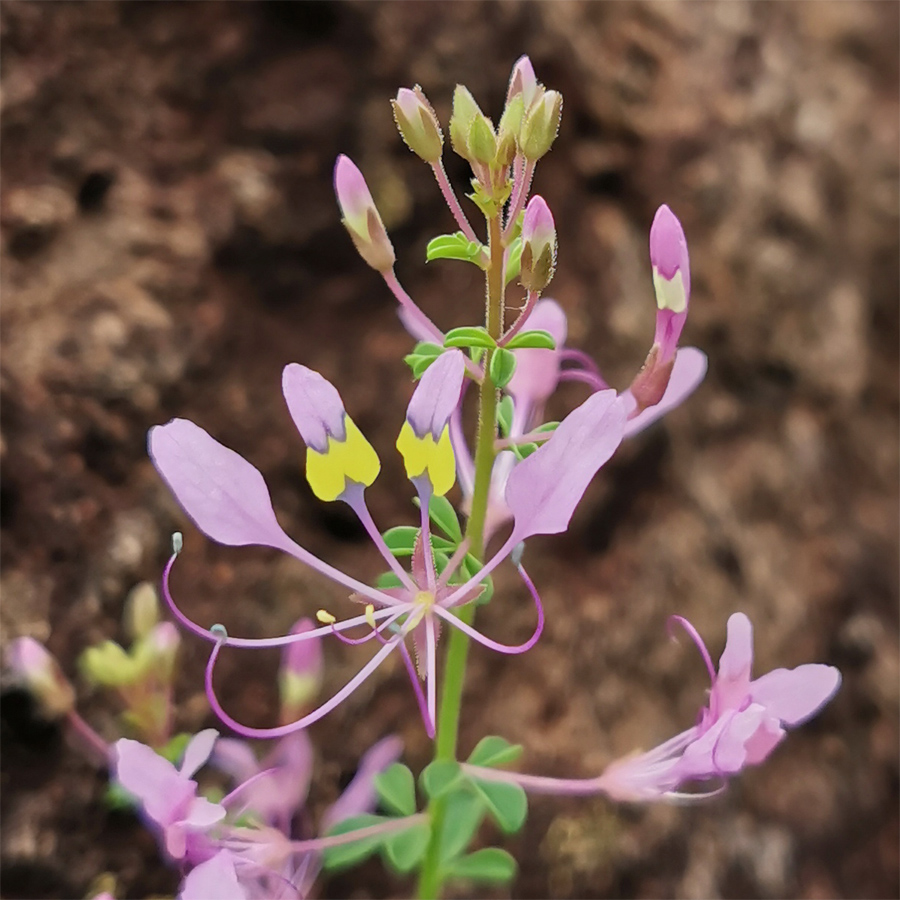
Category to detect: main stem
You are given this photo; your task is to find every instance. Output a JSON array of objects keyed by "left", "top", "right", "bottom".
[{"left": 417, "top": 213, "right": 505, "bottom": 899}]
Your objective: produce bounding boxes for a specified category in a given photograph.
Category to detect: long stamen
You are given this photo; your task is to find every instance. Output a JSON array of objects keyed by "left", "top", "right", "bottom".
[
  {"left": 398, "top": 640, "right": 434, "bottom": 738},
  {"left": 342, "top": 484, "right": 417, "bottom": 591},
  {"left": 433, "top": 560, "right": 544, "bottom": 654},
  {"left": 436, "top": 539, "right": 470, "bottom": 590},
  {"left": 204, "top": 632, "right": 405, "bottom": 740},
  {"left": 667, "top": 615, "right": 716, "bottom": 684},
  {"left": 330, "top": 609, "right": 406, "bottom": 647},
  {"left": 163, "top": 552, "right": 400, "bottom": 649},
  {"left": 560, "top": 347, "right": 605, "bottom": 380},
  {"left": 220, "top": 766, "right": 280, "bottom": 808},
  {"left": 557, "top": 368, "right": 609, "bottom": 391},
  {"left": 441, "top": 533, "right": 519, "bottom": 608}
]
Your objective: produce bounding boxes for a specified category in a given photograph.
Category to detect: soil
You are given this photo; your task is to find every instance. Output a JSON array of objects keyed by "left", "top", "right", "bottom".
[{"left": 1, "top": 2, "right": 898, "bottom": 899}]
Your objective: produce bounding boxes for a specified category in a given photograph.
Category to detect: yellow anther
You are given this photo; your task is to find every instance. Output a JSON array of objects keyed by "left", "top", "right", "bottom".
[
  {"left": 396, "top": 422, "right": 456, "bottom": 496},
  {"left": 306, "top": 417, "right": 381, "bottom": 503},
  {"left": 316, "top": 609, "right": 336, "bottom": 625},
  {"left": 414, "top": 590, "right": 435, "bottom": 608},
  {"left": 365, "top": 604, "right": 377, "bottom": 629}
]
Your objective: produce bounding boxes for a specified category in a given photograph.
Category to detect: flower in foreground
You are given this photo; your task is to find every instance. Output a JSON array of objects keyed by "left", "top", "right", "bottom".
[
  {"left": 150, "top": 348, "right": 627, "bottom": 738},
  {"left": 115, "top": 729, "right": 225, "bottom": 859}
]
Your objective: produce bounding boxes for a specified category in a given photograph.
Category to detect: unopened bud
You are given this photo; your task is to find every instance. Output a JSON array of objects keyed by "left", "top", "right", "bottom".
[
  {"left": 7, "top": 637, "right": 75, "bottom": 718},
  {"left": 147, "top": 621, "right": 180, "bottom": 682},
  {"left": 467, "top": 112, "right": 497, "bottom": 167},
  {"left": 496, "top": 96, "right": 524, "bottom": 167},
  {"left": 333, "top": 155, "right": 395, "bottom": 272},
  {"left": 520, "top": 90, "right": 562, "bottom": 160},
  {"left": 124, "top": 582, "right": 159, "bottom": 642},
  {"left": 279, "top": 619, "right": 323, "bottom": 723},
  {"left": 507, "top": 55, "right": 541, "bottom": 110},
  {"left": 649, "top": 205, "right": 690, "bottom": 363},
  {"left": 449, "top": 85, "right": 482, "bottom": 162},
  {"left": 519, "top": 196, "right": 557, "bottom": 292},
  {"left": 392, "top": 86, "right": 443, "bottom": 163},
  {"left": 80, "top": 640, "right": 139, "bottom": 687}
]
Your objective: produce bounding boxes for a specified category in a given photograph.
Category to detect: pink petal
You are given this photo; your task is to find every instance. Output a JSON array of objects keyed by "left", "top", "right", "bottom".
[
  {"left": 406, "top": 349, "right": 466, "bottom": 439},
  {"left": 282, "top": 364, "right": 347, "bottom": 453},
  {"left": 212, "top": 738, "right": 260, "bottom": 784},
  {"left": 650, "top": 204, "right": 690, "bottom": 295},
  {"left": 718, "top": 612, "right": 754, "bottom": 683},
  {"left": 179, "top": 850, "right": 247, "bottom": 900},
  {"left": 184, "top": 795, "right": 226, "bottom": 830},
  {"left": 179, "top": 728, "right": 218, "bottom": 779},
  {"left": 622, "top": 347, "right": 707, "bottom": 438},
  {"left": 115, "top": 738, "right": 191, "bottom": 827},
  {"left": 149, "top": 420, "right": 292, "bottom": 551},
  {"left": 506, "top": 390, "right": 626, "bottom": 539},
  {"left": 507, "top": 299, "right": 568, "bottom": 407},
  {"left": 750, "top": 664, "right": 842, "bottom": 727}
]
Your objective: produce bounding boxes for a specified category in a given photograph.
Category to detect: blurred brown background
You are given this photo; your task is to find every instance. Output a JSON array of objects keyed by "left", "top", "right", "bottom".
[{"left": 1, "top": 2, "right": 897, "bottom": 898}]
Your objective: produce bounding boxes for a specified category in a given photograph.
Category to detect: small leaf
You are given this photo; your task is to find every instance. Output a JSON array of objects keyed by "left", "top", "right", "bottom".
[
  {"left": 426, "top": 232, "right": 486, "bottom": 266},
  {"left": 382, "top": 527, "right": 456, "bottom": 558},
  {"left": 445, "top": 847, "right": 517, "bottom": 884},
  {"left": 467, "top": 736, "right": 523, "bottom": 768},
  {"left": 382, "top": 822, "right": 430, "bottom": 874},
  {"left": 413, "top": 494, "right": 463, "bottom": 543},
  {"left": 104, "top": 781, "right": 137, "bottom": 811},
  {"left": 439, "top": 791, "right": 486, "bottom": 863},
  {"left": 158, "top": 732, "right": 192, "bottom": 765},
  {"left": 470, "top": 777, "right": 528, "bottom": 834},
  {"left": 322, "top": 814, "right": 388, "bottom": 871},
  {"left": 496, "top": 395, "right": 514, "bottom": 438},
  {"left": 504, "top": 238, "right": 523, "bottom": 286},
  {"left": 404, "top": 342, "right": 444, "bottom": 379},
  {"left": 376, "top": 571, "right": 405, "bottom": 589},
  {"left": 488, "top": 348, "right": 517, "bottom": 389},
  {"left": 444, "top": 326, "right": 496, "bottom": 350},
  {"left": 457, "top": 554, "right": 494, "bottom": 605},
  {"left": 505, "top": 329, "right": 556, "bottom": 351},
  {"left": 373, "top": 763, "right": 417, "bottom": 817},
  {"left": 420, "top": 760, "right": 463, "bottom": 800}
]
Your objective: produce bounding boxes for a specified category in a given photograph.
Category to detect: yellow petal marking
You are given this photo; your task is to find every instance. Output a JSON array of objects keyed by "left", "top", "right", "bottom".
[
  {"left": 305, "top": 416, "right": 381, "bottom": 502},
  {"left": 652, "top": 268, "right": 687, "bottom": 313},
  {"left": 396, "top": 422, "right": 456, "bottom": 497}
]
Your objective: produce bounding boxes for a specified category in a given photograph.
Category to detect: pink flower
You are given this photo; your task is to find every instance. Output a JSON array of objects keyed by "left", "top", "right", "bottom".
[
  {"left": 114, "top": 730, "right": 225, "bottom": 859},
  {"left": 599, "top": 613, "right": 841, "bottom": 800}
]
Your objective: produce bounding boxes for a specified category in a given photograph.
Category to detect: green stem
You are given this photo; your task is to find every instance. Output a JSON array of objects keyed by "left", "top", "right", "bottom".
[{"left": 417, "top": 213, "right": 505, "bottom": 899}]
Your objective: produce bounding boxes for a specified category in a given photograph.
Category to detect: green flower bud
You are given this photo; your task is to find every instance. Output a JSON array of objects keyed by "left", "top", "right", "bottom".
[
  {"left": 392, "top": 86, "right": 443, "bottom": 163},
  {"left": 80, "top": 640, "right": 140, "bottom": 687},
  {"left": 449, "top": 85, "right": 483, "bottom": 161},
  {"left": 520, "top": 90, "right": 562, "bottom": 161},
  {"left": 467, "top": 112, "right": 497, "bottom": 166},
  {"left": 123, "top": 582, "right": 159, "bottom": 642}
]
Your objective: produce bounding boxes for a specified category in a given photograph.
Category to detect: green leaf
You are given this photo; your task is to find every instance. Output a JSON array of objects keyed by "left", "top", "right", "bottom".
[
  {"left": 504, "top": 238, "right": 523, "bottom": 286},
  {"left": 322, "top": 814, "right": 387, "bottom": 871},
  {"left": 489, "top": 348, "right": 517, "bottom": 388},
  {"left": 404, "top": 342, "right": 444, "bottom": 379},
  {"left": 496, "top": 395, "right": 514, "bottom": 438},
  {"left": 426, "top": 232, "right": 486, "bottom": 266},
  {"left": 458, "top": 554, "right": 494, "bottom": 605},
  {"left": 505, "top": 329, "right": 556, "bottom": 351},
  {"left": 439, "top": 791, "right": 486, "bottom": 862},
  {"left": 444, "top": 326, "right": 496, "bottom": 350},
  {"left": 382, "top": 822, "right": 430, "bottom": 874},
  {"left": 376, "top": 571, "right": 405, "bottom": 589},
  {"left": 160, "top": 732, "right": 192, "bottom": 765},
  {"left": 381, "top": 527, "right": 455, "bottom": 558},
  {"left": 373, "top": 763, "right": 417, "bottom": 817},
  {"left": 470, "top": 777, "right": 528, "bottom": 834},
  {"left": 467, "top": 735, "right": 524, "bottom": 768},
  {"left": 413, "top": 494, "right": 463, "bottom": 543},
  {"left": 104, "top": 781, "right": 137, "bottom": 811},
  {"left": 445, "top": 847, "right": 517, "bottom": 884},
  {"left": 420, "top": 760, "right": 463, "bottom": 800}
]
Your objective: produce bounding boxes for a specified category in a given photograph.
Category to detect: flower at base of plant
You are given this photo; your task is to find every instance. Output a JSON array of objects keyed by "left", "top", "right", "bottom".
[
  {"left": 6, "top": 637, "right": 75, "bottom": 719},
  {"left": 333, "top": 155, "right": 395, "bottom": 272},
  {"left": 114, "top": 729, "right": 225, "bottom": 859},
  {"left": 598, "top": 612, "right": 841, "bottom": 801}
]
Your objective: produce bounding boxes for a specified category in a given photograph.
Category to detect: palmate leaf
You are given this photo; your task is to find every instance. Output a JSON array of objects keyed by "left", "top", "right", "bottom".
[
  {"left": 504, "top": 329, "right": 556, "bottom": 350},
  {"left": 467, "top": 735, "right": 523, "bottom": 768},
  {"left": 412, "top": 494, "right": 463, "bottom": 543},
  {"left": 469, "top": 776, "right": 528, "bottom": 834},
  {"left": 420, "top": 760, "right": 463, "bottom": 800},
  {"left": 382, "top": 821, "right": 431, "bottom": 873},
  {"left": 439, "top": 791, "right": 486, "bottom": 863},
  {"left": 443, "top": 326, "right": 496, "bottom": 350},
  {"left": 373, "top": 763, "right": 417, "bottom": 817},
  {"left": 488, "top": 347, "right": 517, "bottom": 388},
  {"left": 426, "top": 232, "right": 486, "bottom": 266}
]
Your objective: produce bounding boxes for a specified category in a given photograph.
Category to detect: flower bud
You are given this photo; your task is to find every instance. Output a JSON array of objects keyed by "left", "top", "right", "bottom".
[
  {"left": 448, "top": 85, "right": 482, "bottom": 162},
  {"left": 80, "top": 640, "right": 139, "bottom": 687},
  {"left": 7, "top": 637, "right": 75, "bottom": 719},
  {"left": 519, "top": 90, "right": 562, "bottom": 161},
  {"left": 147, "top": 622, "right": 180, "bottom": 683},
  {"left": 507, "top": 55, "right": 540, "bottom": 110},
  {"left": 391, "top": 86, "right": 443, "bottom": 163},
  {"left": 466, "top": 112, "right": 497, "bottom": 167},
  {"left": 333, "top": 155, "right": 395, "bottom": 272},
  {"left": 519, "top": 196, "right": 557, "bottom": 292},
  {"left": 124, "top": 582, "right": 159, "bottom": 642},
  {"left": 278, "top": 619, "right": 323, "bottom": 724},
  {"left": 496, "top": 95, "right": 524, "bottom": 168}
]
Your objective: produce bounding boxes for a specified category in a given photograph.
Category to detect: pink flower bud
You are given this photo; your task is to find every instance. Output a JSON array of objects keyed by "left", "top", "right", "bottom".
[
  {"left": 392, "top": 86, "right": 443, "bottom": 163},
  {"left": 7, "top": 637, "right": 75, "bottom": 719},
  {"left": 507, "top": 55, "right": 540, "bottom": 110},
  {"left": 649, "top": 204, "right": 690, "bottom": 311},
  {"left": 278, "top": 619, "right": 323, "bottom": 723},
  {"left": 333, "top": 155, "right": 395, "bottom": 272},
  {"left": 519, "top": 196, "right": 557, "bottom": 292}
]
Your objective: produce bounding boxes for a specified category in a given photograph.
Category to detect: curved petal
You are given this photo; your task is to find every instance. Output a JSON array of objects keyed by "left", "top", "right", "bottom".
[
  {"left": 179, "top": 850, "right": 247, "bottom": 900},
  {"left": 750, "top": 664, "right": 842, "bottom": 727},
  {"left": 212, "top": 738, "right": 261, "bottom": 784},
  {"left": 718, "top": 613, "right": 754, "bottom": 683},
  {"left": 622, "top": 347, "right": 707, "bottom": 438},
  {"left": 115, "top": 738, "right": 191, "bottom": 827},
  {"left": 507, "top": 298, "right": 568, "bottom": 407},
  {"left": 149, "top": 420, "right": 293, "bottom": 551},
  {"left": 406, "top": 349, "right": 466, "bottom": 440},
  {"left": 184, "top": 795, "right": 227, "bottom": 829},
  {"left": 180, "top": 728, "right": 218, "bottom": 779},
  {"left": 506, "top": 390, "right": 626, "bottom": 539}
]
